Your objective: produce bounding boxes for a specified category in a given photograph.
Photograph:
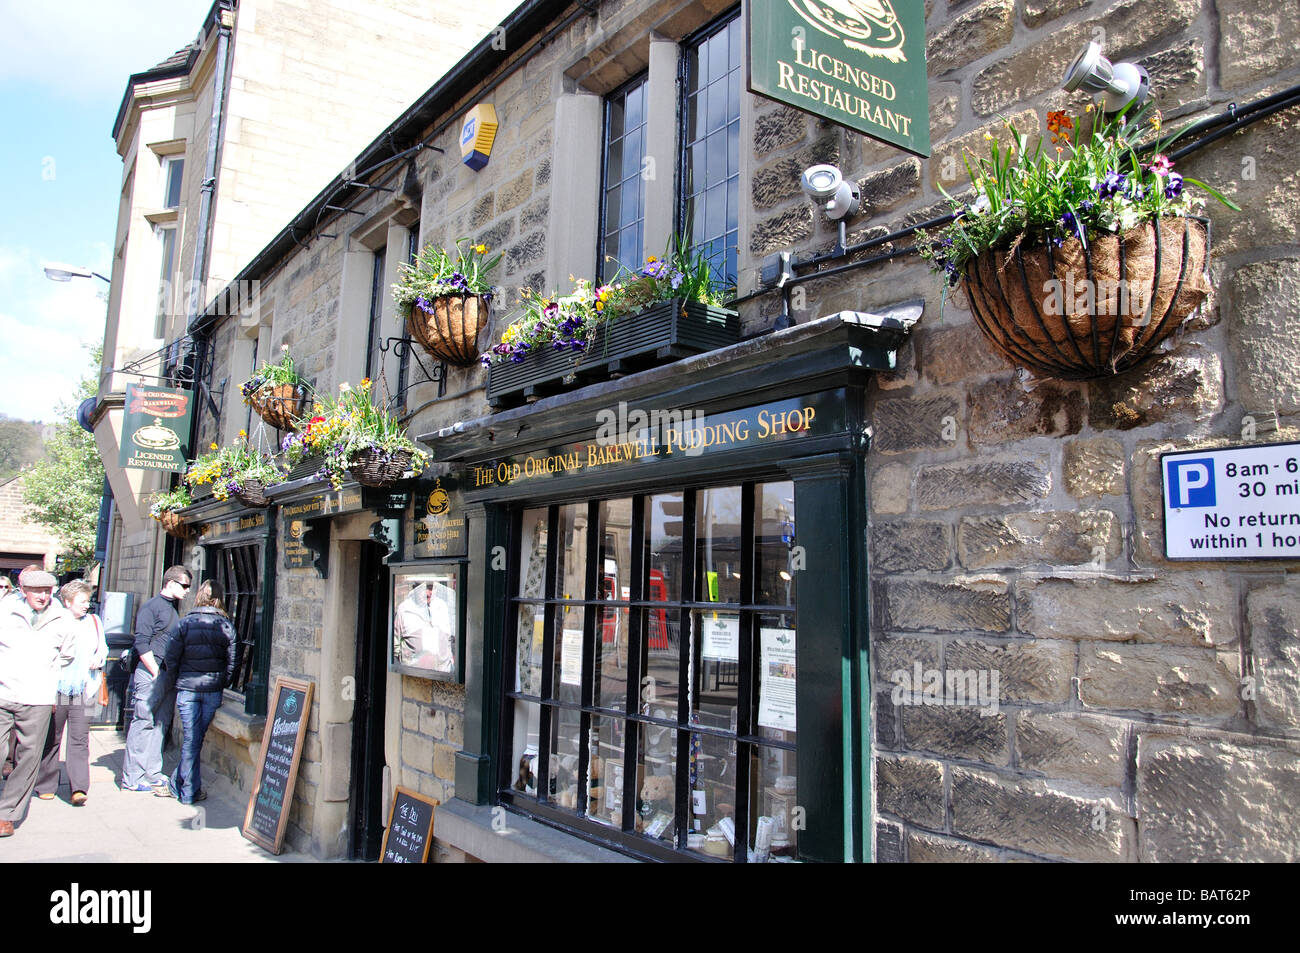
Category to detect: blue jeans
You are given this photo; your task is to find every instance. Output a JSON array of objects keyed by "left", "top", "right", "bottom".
[{"left": 169, "top": 690, "right": 222, "bottom": 803}]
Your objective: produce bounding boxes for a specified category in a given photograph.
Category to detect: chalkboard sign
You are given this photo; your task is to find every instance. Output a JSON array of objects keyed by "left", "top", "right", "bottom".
[
  {"left": 242, "top": 676, "right": 314, "bottom": 854},
  {"left": 380, "top": 786, "right": 439, "bottom": 863}
]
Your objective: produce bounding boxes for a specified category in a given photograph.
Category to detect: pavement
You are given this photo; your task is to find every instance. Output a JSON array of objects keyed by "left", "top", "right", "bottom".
[{"left": 1, "top": 726, "right": 314, "bottom": 863}]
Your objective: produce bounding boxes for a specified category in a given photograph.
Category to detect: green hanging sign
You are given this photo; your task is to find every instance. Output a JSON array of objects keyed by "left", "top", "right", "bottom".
[
  {"left": 120, "top": 382, "right": 194, "bottom": 473},
  {"left": 748, "top": 0, "right": 930, "bottom": 157}
]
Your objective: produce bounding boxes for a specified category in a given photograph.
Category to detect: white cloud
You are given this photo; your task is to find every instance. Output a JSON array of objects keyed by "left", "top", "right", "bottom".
[{"left": 0, "top": 0, "right": 214, "bottom": 103}]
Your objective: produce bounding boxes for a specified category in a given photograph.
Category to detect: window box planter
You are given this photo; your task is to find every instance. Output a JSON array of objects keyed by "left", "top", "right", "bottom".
[{"left": 487, "top": 299, "right": 739, "bottom": 408}]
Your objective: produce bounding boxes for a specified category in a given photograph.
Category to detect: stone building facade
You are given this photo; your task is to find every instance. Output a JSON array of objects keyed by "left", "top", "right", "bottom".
[
  {"left": 0, "top": 474, "right": 63, "bottom": 575},
  {"left": 158, "top": 0, "right": 1298, "bottom": 861}
]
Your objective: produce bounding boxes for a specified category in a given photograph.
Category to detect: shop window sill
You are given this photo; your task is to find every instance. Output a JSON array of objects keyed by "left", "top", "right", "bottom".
[{"left": 437, "top": 798, "right": 636, "bottom": 864}]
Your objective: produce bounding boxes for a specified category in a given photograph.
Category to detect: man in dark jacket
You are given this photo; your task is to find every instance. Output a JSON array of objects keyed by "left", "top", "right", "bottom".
[
  {"left": 154, "top": 578, "right": 236, "bottom": 804},
  {"left": 120, "top": 565, "right": 190, "bottom": 792}
]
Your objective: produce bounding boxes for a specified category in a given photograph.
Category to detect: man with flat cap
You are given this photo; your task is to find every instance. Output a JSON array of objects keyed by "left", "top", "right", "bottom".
[{"left": 0, "top": 567, "right": 76, "bottom": 836}]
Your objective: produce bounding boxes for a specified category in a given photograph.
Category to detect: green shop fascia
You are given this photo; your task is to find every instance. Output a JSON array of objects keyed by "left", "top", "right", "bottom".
[{"left": 419, "top": 313, "right": 906, "bottom": 862}]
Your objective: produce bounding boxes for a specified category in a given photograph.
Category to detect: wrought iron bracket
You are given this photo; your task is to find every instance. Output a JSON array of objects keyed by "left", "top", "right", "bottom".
[
  {"left": 378, "top": 335, "right": 447, "bottom": 410},
  {"left": 369, "top": 517, "right": 402, "bottom": 563},
  {"left": 301, "top": 518, "right": 330, "bottom": 578}
]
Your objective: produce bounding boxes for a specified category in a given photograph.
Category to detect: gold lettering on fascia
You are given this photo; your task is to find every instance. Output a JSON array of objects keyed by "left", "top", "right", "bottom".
[
  {"left": 471, "top": 404, "right": 818, "bottom": 488},
  {"left": 775, "top": 47, "right": 911, "bottom": 136}
]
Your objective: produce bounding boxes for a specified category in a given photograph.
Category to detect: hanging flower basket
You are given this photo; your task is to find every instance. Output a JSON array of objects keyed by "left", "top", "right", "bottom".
[
  {"left": 961, "top": 216, "right": 1209, "bottom": 380},
  {"left": 249, "top": 383, "right": 308, "bottom": 431},
  {"left": 157, "top": 511, "right": 191, "bottom": 539},
  {"left": 407, "top": 294, "right": 491, "bottom": 366},
  {"left": 233, "top": 480, "right": 270, "bottom": 508},
  {"left": 348, "top": 447, "right": 413, "bottom": 488}
]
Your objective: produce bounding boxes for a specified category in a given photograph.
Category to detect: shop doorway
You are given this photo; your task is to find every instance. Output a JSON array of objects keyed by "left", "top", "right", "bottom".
[{"left": 349, "top": 540, "right": 389, "bottom": 861}]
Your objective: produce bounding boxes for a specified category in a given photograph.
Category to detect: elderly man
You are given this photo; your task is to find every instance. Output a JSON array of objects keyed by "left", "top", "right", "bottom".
[
  {"left": 120, "top": 565, "right": 190, "bottom": 793},
  {"left": 0, "top": 567, "right": 76, "bottom": 836}
]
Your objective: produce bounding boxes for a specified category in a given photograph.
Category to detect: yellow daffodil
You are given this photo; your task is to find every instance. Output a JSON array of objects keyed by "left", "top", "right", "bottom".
[
  {"left": 475, "top": 244, "right": 487, "bottom": 254},
  {"left": 209, "top": 442, "right": 218, "bottom": 450}
]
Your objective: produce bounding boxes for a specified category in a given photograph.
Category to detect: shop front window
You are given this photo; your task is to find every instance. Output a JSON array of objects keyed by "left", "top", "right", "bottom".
[
  {"left": 501, "top": 481, "right": 798, "bottom": 862},
  {"left": 208, "top": 541, "right": 265, "bottom": 700}
]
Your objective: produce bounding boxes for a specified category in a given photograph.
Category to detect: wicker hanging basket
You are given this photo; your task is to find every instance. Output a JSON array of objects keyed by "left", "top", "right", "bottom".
[
  {"left": 233, "top": 480, "right": 270, "bottom": 508},
  {"left": 407, "top": 294, "right": 490, "bottom": 366},
  {"left": 249, "top": 383, "right": 308, "bottom": 431},
  {"left": 348, "top": 447, "right": 413, "bottom": 488},
  {"left": 157, "top": 511, "right": 190, "bottom": 539},
  {"left": 960, "top": 216, "right": 1210, "bottom": 380}
]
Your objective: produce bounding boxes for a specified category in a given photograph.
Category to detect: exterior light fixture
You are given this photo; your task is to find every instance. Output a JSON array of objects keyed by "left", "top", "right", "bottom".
[
  {"left": 1062, "top": 41, "right": 1149, "bottom": 113},
  {"left": 799, "top": 164, "right": 860, "bottom": 221},
  {"left": 43, "top": 261, "right": 110, "bottom": 283}
]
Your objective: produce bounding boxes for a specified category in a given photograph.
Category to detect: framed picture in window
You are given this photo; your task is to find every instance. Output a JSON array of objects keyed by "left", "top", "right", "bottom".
[{"left": 389, "top": 561, "right": 466, "bottom": 682}]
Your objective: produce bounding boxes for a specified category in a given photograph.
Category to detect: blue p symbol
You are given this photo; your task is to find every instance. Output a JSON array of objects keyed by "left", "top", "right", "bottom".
[{"left": 1167, "top": 458, "right": 1216, "bottom": 508}]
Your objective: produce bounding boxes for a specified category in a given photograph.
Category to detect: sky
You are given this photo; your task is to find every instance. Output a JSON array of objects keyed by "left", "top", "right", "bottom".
[{"left": 0, "top": 0, "right": 213, "bottom": 423}]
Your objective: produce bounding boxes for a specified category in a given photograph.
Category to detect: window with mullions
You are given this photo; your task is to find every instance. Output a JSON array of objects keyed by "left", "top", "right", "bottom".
[
  {"left": 207, "top": 541, "right": 265, "bottom": 700},
  {"left": 598, "top": 76, "right": 648, "bottom": 281},
  {"left": 365, "top": 245, "right": 387, "bottom": 381},
  {"left": 501, "top": 482, "right": 799, "bottom": 862},
  {"left": 681, "top": 13, "right": 741, "bottom": 288}
]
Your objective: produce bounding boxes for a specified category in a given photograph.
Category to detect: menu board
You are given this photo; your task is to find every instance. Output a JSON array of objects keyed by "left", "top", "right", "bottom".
[
  {"left": 380, "top": 786, "right": 439, "bottom": 863},
  {"left": 242, "top": 676, "right": 314, "bottom": 854}
]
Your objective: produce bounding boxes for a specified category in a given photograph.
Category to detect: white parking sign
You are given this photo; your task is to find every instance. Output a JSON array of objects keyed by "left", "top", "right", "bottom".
[{"left": 1162, "top": 442, "right": 1300, "bottom": 559}]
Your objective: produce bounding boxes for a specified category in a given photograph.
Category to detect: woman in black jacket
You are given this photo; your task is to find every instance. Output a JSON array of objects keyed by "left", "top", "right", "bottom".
[{"left": 155, "top": 580, "right": 237, "bottom": 804}]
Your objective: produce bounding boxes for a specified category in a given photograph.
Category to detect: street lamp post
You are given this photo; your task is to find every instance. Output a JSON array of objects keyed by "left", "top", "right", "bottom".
[{"left": 42, "top": 262, "right": 111, "bottom": 284}]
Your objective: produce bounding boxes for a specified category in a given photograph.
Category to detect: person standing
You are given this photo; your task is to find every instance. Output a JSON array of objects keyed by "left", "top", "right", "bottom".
[
  {"left": 35, "top": 580, "right": 109, "bottom": 805},
  {"left": 153, "top": 579, "right": 236, "bottom": 804},
  {"left": 0, "top": 567, "right": 77, "bottom": 836},
  {"left": 120, "top": 565, "right": 190, "bottom": 793}
]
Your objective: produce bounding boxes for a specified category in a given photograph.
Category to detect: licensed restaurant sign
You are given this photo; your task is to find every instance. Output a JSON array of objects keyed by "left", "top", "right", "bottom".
[
  {"left": 749, "top": 0, "right": 930, "bottom": 156},
  {"left": 120, "top": 383, "right": 194, "bottom": 472}
]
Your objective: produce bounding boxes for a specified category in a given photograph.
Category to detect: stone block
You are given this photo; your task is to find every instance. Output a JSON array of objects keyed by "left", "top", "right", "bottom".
[
  {"left": 926, "top": 0, "right": 1015, "bottom": 77},
  {"left": 884, "top": 576, "right": 1011, "bottom": 633},
  {"left": 420, "top": 706, "right": 446, "bottom": 739},
  {"left": 951, "top": 766, "right": 1133, "bottom": 861},
  {"left": 902, "top": 705, "right": 1008, "bottom": 764},
  {"left": 496, "top": 171, "right": 534, "bottom": 215},
  {"left": 1141, "top": 39, "right": 1207, "bottom": 111},
  {"left": 1079, "top": 643, "right": 1240, "bottom": 715},
  {"left": 1136, "top": 734, "right": 1300, "bottom": 861},
  {"left": 929, "top": 110, "right": 1038, "bottom": 192},
  {"left": 1086, "top": 347, "right": 1223, "bottom": 431},
  {"left": 968, "top": 377, "right": 1086, "bottom": 446},
  {"left": 1023, "top": 0, "right": 1091, "bottom": 27},
  {"left": 1218, "top": 0, "right": 1300, "bottom": 88},
  {"left": 876, "top": 755, "right": 946, "bottom": 829},
  {"left": 404, "top": 676, "right": 433, "bottom": 704},
  {"left": 946, "top": 638, "right": 1075, "bottom": 704},
  {"left": 753, "top": 105, "right": 808, "bottom": 157},
  {"left": 434, "top": 743, "right": 459, "bottom": 779},
  {"left": 478, "top": 218, "right": 514, "bottom": 252},
  {"left": 468, "top": 193, "right": 494, "bottom": 230},
  {"left": 923, "top": 321, "right": 1014, "bottom": 386},
  {"left": 875, "top": 819, "right": 905, "bottom": 862},
  {"left": 751, "top": 135, "right": 841, "bottom": 211},
  {"left": 875, "top": 634, "right": 940, "bottom": 678},
  {"left": 750, "top": 206, "right": 813, "bottom": 258},
  {"left": 971, "top": 24, "right": 1089, "bottom": 116},
  {"left": 1063, "top": 437, "right": 1126, "bottom": 498},
  {"left": 876, "top": 689, "right": 899, "bottom": 747},
  {"left": 916, "top": 455, "right": 1052, "bottom": 510},
  {"left": 1229, "top": 259, "right": 1300, "bottom": 416},
  {"left": 446, "top": 713, "right": 464, "bottom": 746},
  {"left": 873, "top": 519, "right": 952, "bottom": 571},
  {"left": 520, "top": 197, "right": 549, "bottom": 230},
  {"left": 1247, "top": 584, "right": 1300, "bottom": 730},
  {"left": 1016, "top": 712, "right": 1128, "bottom": 789},
  {"left": 1017, "top": 574, "right": 1237, "bottom": 646},
  {"left": 402, "top": 730, "right": 434, "bottom": 771},
  {"left": 1093, "top": 0, "right": 1200, "bottom": 56},
  {"left": 401, "top": 700, "right": 419, "bottom": 731},
  {"left": 958, "top": 510, "right": 1120, "bottom": 569},
  {"left": 906, "top": 830, "right": 1001, "bottom": 862},
  {"left": 863, "top": 83, "right": 959, "bottom": 168},
  {"left": 856, "top": 159, "right": 922, "bottom": 219},
  {"left": 872, "top": 393, "right": 962, "bottom": 454},
  {"left": 505, "top": 230, "right": 545, "bottom": 276}
]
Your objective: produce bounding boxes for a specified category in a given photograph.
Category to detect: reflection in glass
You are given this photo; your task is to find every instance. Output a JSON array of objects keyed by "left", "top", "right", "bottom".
[
  {"left": 755, "top": 481, "right": 796, "bottom": 606},
  {"left": 640, "top": 608, "right": 679, "bottom": 720},
  {"left": 597, "top": 498, "right": 633, "bottom": 602},
  {"left": 509, "top": 701, "right": 541, "bottom": 797},
  {"left": 645, "top": 493, "right": 682, "bottom": 603},
  {"left": 635, "top": 724, "right": 676, "bottom": 845},
  {"left": 514, "top": 604, "right": 545, "bottom": 695},
  {"left": 594, "top": 605, "right": 629, "bottom": 711},
  {"left": 686, "top": 729, "right": 735, "bottom": 860},
  {"left": 587, "top": 715, "right": 625, "bottom": 828},
  {"left": 548, "top": 706, "right": 582, "bottom": 810},
  {"left": 696, "top": 486, "right": 741, "bottom": 603},
  {"left": 555, "top": 503, "right": 588, "bottom": 600},
  {"left": 391, "top": 569, "right": 458, "bottom": 678},
  {"left": 691, "top": 610, "right": 739, "bottom": 727},
  {"left": 750, "top": 747, "right": 798, "bottom": 861},
  {"left": 519, "top": 508, "right": 549, "bottom": 598}
]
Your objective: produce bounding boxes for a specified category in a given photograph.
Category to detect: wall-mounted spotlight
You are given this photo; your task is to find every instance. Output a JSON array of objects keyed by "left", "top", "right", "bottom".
[
  {"left": 799, "top": 164, "right": 860, "bottom": 221},
  {"left": 1062, "top": 41, "right": 1149, "bottom": 113}
]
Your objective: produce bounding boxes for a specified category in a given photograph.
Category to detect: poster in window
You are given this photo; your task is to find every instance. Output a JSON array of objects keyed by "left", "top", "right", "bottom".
[
  {"left": 758, "top": 628, "right": 797, "bottom": 731},
  {"left": 560, "top": 628, "right": 584, "bottom": 686},
  {"left": 390, "top": 562, "right": 465, "bottom": 682},
  {"left": 700, "top": 613, "right": 740, "bottom": 661}
]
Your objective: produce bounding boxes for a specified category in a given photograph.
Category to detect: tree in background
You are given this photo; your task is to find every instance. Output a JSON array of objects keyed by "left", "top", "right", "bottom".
[
  {"left": 22, "top": 345, "right": 105, "bottom": 570},
  {"left": 0, "top": 417, "right": 45, "bottom": 480}
]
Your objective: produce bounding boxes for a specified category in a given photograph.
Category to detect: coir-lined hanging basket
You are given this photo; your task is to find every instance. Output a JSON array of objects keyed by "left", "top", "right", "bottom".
[
  {"left": 348, "top": 447, "right": 412, "bottom": 488},
  {"left": 961, "top": 216, "right": 1210, "bottom": 380},
  {"left": 233, "top": 480, "right": 270, "bottom": 508},
  {"left": 249, "top": 383, "right": 308, "bottom": 431},
  {"left": 407, "top": 294, "right": 490, "bottom": 366},
  {"left": 157, "top": 511, "right": 190, "bottom": 539}
]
